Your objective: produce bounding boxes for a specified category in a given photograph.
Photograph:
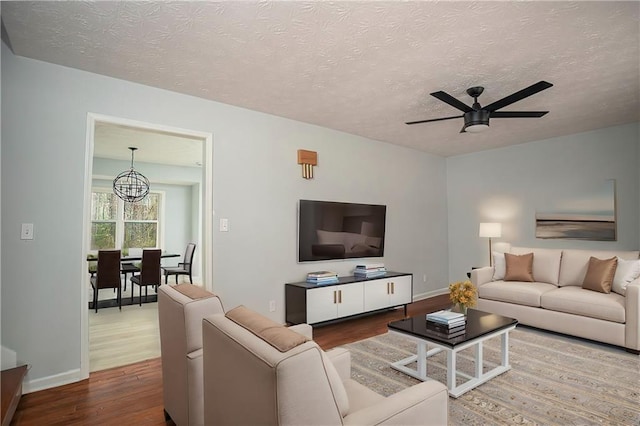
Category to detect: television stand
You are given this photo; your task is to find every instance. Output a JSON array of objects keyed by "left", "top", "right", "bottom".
[{"left": 285, "top": 272, "right": 412, "bottom": 325}]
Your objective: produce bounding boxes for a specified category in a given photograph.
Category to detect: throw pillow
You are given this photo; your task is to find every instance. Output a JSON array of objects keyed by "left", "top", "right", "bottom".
[
  {"left": 492, "top": 251, "right": 506, "bottom": 280},
  {"left": 504, "top": 252, "right": 534, "bottom": 282},
  {"left": 582, "top": 256, "right": 618, "bottom": 294},
  {"left": 612, "top": 257, "right": 640, "bottom": 295}
]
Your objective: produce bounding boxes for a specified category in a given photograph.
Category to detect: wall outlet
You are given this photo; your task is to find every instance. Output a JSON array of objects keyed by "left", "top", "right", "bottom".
[
  {"left": 423, "top": 274, "right": 427, "bottom": 283},
  {"left": 21, "top": 223, "right": 34, "bottom": 240},
  {"left": 219, "top": 218, "right": 229, "bottom": 232},
  {"left": 269, "top": 300, "right": 276, "bottom": 312}
]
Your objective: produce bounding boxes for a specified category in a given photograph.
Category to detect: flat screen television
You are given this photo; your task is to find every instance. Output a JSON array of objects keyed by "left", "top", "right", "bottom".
[{"left": 298, "top": 199, "right": 386, "bottom": 262}]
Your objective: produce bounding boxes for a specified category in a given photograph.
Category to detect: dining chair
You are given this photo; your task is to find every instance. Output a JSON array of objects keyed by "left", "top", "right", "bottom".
[
  {"left": 131, "top": 249, "right": 162, "bottom": 306},
  {"left": 90, "top": 250, "right": 122, "bottom": 313},
  {"left": 162, "top": 243, "right": 196, "bottom": 284}
]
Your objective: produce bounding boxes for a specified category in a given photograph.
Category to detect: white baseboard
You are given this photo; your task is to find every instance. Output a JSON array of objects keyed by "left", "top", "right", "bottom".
[
  {"left": 23, "top": 368, "right": 85, "bottom": 394},
  {"left": 413, "top": 288, "right": 449, "bottom": 302}
]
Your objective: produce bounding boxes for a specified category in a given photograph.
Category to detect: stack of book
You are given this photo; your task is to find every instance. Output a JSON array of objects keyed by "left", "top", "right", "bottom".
[
  {"left": 425, "top": 310, "right": 466, "bottom": 338},
  {"left": 306, "top": 271, "right": 339, "bottom": 285},
  {"left": 353, "top": 263, "right": 386, "bottom": 278}
]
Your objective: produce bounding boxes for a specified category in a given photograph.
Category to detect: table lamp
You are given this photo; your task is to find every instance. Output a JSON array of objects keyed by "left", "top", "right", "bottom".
[{"left": 479, "top": 222, "right": 502, "bottom": 266}]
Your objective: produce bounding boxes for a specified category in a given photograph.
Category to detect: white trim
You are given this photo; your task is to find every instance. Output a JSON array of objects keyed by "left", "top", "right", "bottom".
[
  {"left": 23, "top": 368, "right": 83, "bottom": 394},
  {"left": 412, "top": 288, "right": 449, "bottom": 302},
  {"left": 81, "top": 113, "right": 214, "bottom": 380}
]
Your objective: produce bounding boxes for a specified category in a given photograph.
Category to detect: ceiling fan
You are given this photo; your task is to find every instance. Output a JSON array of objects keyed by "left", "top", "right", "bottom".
[{"left": 406, "top": 81, "right": 553, "bottom": 133}]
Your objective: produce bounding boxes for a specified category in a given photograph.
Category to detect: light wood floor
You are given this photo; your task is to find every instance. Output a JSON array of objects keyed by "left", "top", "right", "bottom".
[
  {"left": 89, "top": 301, "right": 161, "bottom": 372},
  {"left": 16, "top": 295, "right": 451, "bottom": 425}
]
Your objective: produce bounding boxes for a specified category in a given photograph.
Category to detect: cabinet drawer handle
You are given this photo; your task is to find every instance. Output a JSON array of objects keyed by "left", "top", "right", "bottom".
[
  {"left": 391, "top": 282, "right": 395, "bottom": 294},
  {"left": 333, "top": 290, "right": 337, "bottom": 304},
  {"left": 387, "top": 282, "right": 390, "bottom": 294},
  {"left": 338, "top": 290, "right": 342, "bottom": 303}
]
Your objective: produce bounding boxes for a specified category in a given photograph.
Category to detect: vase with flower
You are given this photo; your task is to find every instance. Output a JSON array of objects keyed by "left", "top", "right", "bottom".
[{"left": 449, "top": 280, "right": 477, "bottom": 315}]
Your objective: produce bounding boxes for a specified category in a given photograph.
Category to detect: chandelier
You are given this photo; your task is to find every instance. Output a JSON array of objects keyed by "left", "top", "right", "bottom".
[{"left": 113, "top": 147, "right": 150, "bottom": 203}]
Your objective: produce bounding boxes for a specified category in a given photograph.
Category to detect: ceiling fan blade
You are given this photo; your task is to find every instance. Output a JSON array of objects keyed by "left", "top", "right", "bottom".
[
  {"left": 430, "top": 91, "right": 474, "bottom": 113},
  {"left": 405, "top": 115, "right": 463, "bottom": 125},
  {"left": 484, "top": 81, "right": 553, "bottom": 112},
  {"left": 490, "top": 111, "right": 549, "bottom": 118}
]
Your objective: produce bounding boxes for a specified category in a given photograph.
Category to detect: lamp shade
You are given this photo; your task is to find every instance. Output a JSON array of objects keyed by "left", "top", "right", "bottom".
[{"left": 479, "top": 222, "right": 502, "bottom": 238}]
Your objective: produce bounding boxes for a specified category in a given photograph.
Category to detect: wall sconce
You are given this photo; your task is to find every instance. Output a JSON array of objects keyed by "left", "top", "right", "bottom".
[
  {"left": 297, "top": 149, "right": 317, "bottom": 179},
  {"left": 479, "top": 222, "right": 502, "bottom": 266}
]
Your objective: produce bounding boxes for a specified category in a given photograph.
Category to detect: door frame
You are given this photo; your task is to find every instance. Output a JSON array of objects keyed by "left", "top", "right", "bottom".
[{"left": 80, "top": 113, "right": 214, "bottom": 379}]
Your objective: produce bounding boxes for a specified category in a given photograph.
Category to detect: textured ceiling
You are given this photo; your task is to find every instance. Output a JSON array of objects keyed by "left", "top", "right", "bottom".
[{"left": 2, "top": 1, "right": 639, "bottom": 157}]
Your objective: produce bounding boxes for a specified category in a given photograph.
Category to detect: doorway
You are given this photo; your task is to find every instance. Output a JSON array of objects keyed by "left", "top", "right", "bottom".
[{"left": 81, "top": 114, "right": 213, "bottom": 377}]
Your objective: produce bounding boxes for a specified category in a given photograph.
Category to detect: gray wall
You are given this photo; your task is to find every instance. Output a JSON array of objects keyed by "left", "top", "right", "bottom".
[
  {"left": 1, "top": 43, "right": 448, "bottom": 388},
  {"left": 446, "top": 123, "right": 640, "bottom": 281}
]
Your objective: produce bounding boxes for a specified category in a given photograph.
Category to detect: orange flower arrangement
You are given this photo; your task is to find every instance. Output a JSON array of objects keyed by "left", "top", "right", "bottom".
[{"left": 449, "top": 280, "right": 477, "bottom": 313}]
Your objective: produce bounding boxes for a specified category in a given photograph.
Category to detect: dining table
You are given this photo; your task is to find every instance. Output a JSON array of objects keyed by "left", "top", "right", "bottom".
[{"left": 87, "top": 252, "right": 181, "bottom": 309}]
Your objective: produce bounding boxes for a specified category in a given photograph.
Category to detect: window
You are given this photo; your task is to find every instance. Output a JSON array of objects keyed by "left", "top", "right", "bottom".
[
  {"left": 90, "top": 192, "right": 117, "bottom": 250},
  {"left": 90, "top": 190, "right": 161, "bottom": 250}
]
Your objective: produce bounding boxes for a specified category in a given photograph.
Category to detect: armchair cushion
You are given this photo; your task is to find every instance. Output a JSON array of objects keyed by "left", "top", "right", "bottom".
[
  {"left": 173, "top": 283, "right": 216, "bottom": 300},
  {"left": 226, "top": 305, "right": 309, "bottom": 352}
]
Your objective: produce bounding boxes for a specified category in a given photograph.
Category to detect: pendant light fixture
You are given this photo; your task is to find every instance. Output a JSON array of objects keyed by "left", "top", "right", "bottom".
[{"left": 113, "top": 147, "right": 150, "bottom": 203}]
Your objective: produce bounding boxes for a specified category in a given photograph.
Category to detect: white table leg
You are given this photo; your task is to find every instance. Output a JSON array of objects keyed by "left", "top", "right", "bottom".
[
  {"left": 501, "top": 331, "right": 509, "bottom": 366},
  {"left": 475, "top": 341, "right": 483, "bottom": 378},
  {"left": 417, "top": 341, "right": 427, "bottom": 377},
  {"left": 446, "top": 349, "right": 456, "bottom": 390}
]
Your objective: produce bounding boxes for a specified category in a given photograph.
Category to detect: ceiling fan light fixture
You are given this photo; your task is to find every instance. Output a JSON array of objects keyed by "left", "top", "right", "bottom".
[{"left": 463, "top": 110, "right": 490, "bottom": 133}]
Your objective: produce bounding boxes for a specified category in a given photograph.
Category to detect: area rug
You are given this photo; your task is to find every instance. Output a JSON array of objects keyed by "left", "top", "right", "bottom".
[{"left": 341, "top": 327, "right": 639, "bottom": 425}]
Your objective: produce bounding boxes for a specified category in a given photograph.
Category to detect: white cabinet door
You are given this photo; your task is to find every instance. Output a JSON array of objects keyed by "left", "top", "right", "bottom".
[
  {"left": 363, "top": 279, "right": 392, "bottom": 311},
  {"left": 336, "top": 282, "right": 364, "bottom": 318},
  {"left": 306, "top": 286, "right": 339, "bottom": 324},
  {"left": 363, "top": 275, "right": 413, "bottom": 311},
  {"left": 389, "top": 275, "right": 412, "bottom": 305},
  {"left": 306, "top": 283, "right": 364, "bottom": 324}
]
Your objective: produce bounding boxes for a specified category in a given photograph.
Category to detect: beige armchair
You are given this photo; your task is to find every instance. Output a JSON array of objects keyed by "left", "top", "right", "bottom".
[
  {"left": 158, "top": 284, "right": 225, "bottom": 426},
  {"left": 202, "top": 306, "right": 448, "bottom": 425}
]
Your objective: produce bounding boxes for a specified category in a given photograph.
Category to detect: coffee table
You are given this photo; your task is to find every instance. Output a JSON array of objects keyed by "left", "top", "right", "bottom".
[{"left": 388, "top": 309, "right": 517, "bottom": 398}]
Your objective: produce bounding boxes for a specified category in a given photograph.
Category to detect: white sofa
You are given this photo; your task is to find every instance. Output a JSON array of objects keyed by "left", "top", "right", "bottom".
[{"left": 471, "top": 247, "right": 640, "bottom": 354}]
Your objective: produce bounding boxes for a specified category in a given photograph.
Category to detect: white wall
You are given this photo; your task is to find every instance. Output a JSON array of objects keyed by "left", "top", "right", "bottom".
[
  {"left": 0, "top": 43, "right": 448, "bottom": 388},
  {"left": 446, "top": 123, "right": 640, "bottom": 281}
]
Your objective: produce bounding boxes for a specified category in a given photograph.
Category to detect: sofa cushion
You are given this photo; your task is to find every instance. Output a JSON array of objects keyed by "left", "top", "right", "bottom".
[
  {"left": 504, "top": 253, "right": 534, "bottom": 282},
  {"left": 478, "top": 280, "right": 557, "bottom": 307},
  {"left": 612, "top": 257, "right": 640, "bottom": 295},
  {"left": 582, "top": 256, "right": 617, "bottom": 293},
  {"left": 540, "top": 286, "right": 626, "bottom": 323},
  {"left": 511, "top": 247, "right": 563, "bottom": 285},
  {"left": 225, "top": 305, "right": 309, "bottom": 352},
  {"left": 492, "top": 251, "right": 506, "bottom": 280},
  {"left": 558, "top": 249, "right": 640, "bottom": 287}
]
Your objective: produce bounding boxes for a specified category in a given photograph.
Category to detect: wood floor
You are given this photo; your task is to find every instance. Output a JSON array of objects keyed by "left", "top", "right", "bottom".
[
  {"left": 12, "top": 294, "right": 451, "bottom": 425},
  {"left": 89, "top": 302, "right": 160, "bottom": 372}
]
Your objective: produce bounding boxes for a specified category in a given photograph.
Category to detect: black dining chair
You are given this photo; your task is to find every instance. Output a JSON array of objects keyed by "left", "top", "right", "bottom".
[
  {"left": 162, "top": 243, "right": 196, "bottom": 284},
  {"left": 90, "top": 250, "right": 122, "bottom": 313},
  {"left": 131, "top": 249, "right": 162, "bottom": 306}
]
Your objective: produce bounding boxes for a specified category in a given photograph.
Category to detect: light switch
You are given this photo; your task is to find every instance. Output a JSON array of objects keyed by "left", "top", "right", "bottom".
[
  {"left": 220, "top": 218, "right": 229, "bottom": 232},
  {"left": 21, "top": 223, "right": 34, "bottom": 240}
]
